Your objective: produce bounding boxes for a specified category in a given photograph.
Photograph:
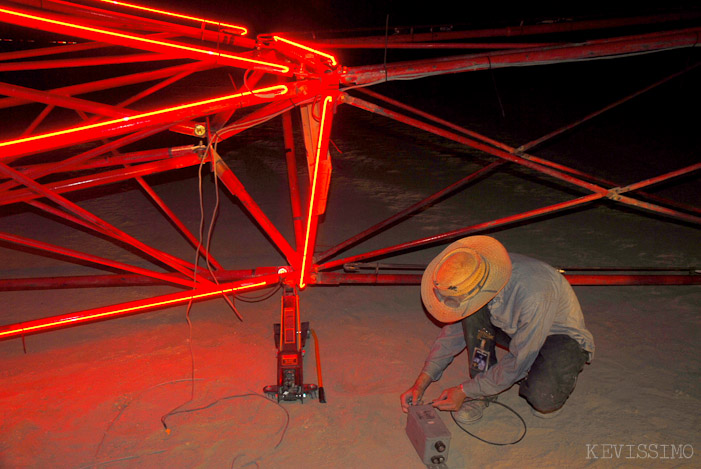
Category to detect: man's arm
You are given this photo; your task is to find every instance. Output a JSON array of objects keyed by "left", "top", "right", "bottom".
[
  {"left": 420, "top": 321, "right": 466, "bottom": 381},
  {"left": 400, "top": 372, "right": 432, "bottom": 413},
  {"left": 400, "top": 322, "right": 466, "bottom": 412}
]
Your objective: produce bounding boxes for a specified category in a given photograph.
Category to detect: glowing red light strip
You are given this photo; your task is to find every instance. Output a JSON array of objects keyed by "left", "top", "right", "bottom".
[
  {"left": 0, "top": 7, "right": 287, "bottom": 73},
  {"left": 299, "top": 95, "right": 333, "bottom": 289},
  {"left": 0, "top": 84, "right": 288, "bottom": 150},
  {"left": 273, "top": 35, "right": 337, "bottom": 67},
  {"left": 96, "top": 0, "right": 247, "bottom": 35},
  {"left": 0, "top": 280, "right": 268, "bottom": 338}
]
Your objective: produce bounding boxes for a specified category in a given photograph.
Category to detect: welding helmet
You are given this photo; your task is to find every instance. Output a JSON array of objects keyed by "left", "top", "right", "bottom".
[{"left": 421, "top": 236, "right": 512, "bottom": 323}]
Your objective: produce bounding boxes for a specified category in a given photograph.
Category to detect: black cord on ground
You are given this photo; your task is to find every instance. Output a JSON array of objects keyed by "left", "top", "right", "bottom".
[
  {"left": 450, "top": 398, "right": 527, "bottom": 446},
  {"left": 162, "top": 392, "right": 290, "bottom": 449},
  {"left": 94, "top": 378, "right": 205, "bottom": 460}
]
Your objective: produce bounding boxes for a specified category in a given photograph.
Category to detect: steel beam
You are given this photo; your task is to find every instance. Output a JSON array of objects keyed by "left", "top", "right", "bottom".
[
  {"left": 341, "top": 28, "right": 701, "bottom": 85},
  {"left": 312, "top": 272, "right": 701, "bottom": 286}
]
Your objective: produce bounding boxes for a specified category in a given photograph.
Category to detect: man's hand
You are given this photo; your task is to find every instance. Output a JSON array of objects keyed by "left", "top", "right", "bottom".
[
  {"left": 400, "top": 372, "right": 432, "bottom": 413},
  {"left": 431, "top": 385, "right": 467, "bottom": 411}
]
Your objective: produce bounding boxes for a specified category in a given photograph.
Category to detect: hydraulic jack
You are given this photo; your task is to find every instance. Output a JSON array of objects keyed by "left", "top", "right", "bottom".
[{"left": 264, "top": 286, "right": 320, "bottom": 402}]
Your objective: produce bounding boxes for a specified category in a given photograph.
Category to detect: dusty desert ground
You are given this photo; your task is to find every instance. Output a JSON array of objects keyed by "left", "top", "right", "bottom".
[{"left": 0, "top": 47, "right": 699, "bottom": 468}]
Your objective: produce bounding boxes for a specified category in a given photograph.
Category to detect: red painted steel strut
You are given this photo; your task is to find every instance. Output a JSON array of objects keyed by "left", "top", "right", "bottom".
[
  {"left": 0, "top": 61, "right": 217, "bottom": 110},
  {"left": 340, "top": 27, "right": 701, "bottom": 85},
  {"left": 211, "top": 149, "right": 299, "bottom": 266},
  {"left": 341, "top": 95, "right": 701, "bottom": 225},
  {"left": 312, "top": 272, "right": 701, "bottom": 287}
]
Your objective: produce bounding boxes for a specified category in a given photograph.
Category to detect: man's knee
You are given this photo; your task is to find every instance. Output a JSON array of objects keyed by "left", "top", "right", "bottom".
[
  {"left": 519, "top": 372, "right": 580, "bottom": 412},
  {"left": 519, "top": 335, "right": 588, "bottom": 412}
]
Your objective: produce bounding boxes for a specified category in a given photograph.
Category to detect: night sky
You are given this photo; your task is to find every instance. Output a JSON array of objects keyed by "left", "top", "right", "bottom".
[{"left": 152, "top": 1, "right": 699, "bottom": 36}]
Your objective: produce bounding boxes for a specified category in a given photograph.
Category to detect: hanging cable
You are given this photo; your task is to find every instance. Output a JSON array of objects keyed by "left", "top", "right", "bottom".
[{"left": 158, "top": 155, "right": 209, "bottom": 431}]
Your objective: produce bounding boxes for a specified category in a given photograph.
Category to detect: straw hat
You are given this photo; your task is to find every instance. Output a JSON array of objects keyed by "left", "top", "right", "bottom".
[{"left": 421, "top": 236, "right": 512, "bottom": 323}]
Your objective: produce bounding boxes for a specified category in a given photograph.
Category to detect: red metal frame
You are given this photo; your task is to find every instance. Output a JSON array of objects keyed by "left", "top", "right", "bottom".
[{"left": 0, "top": 1, "right": 698, "bottom": 340}]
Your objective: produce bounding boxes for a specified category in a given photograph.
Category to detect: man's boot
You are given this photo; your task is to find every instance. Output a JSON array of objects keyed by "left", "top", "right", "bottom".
[{"left": 453, "top": 396, "right": 497, "bottom": 425}]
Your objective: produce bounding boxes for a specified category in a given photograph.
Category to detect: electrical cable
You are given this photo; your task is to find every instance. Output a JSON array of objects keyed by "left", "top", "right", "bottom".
[
  {"left": 231, "top": 454, "right": 261, "bottom": 469},
  {"left": 91, "top": 379, "right": 287, "bottom": 468},
  {"left": 202, "top": 134, "right": 243, "bottom": 321},
  {"left": 158, "top": 156, "right": 209, "bottom": 431},
  {"left": 450, "top": 398, "right": 527, "bottom": 446},
  {"left": 79, "top": 450, "right": 167, "bottom": 469},
  {"left": 235, "top": 281, "right": 282, "bottom": 303},
  {"left": 161, "top": 392, "right": 290, "bottom": 449},
  {"left": 94, "top": 378, "right": 205, "bottom": 461}
]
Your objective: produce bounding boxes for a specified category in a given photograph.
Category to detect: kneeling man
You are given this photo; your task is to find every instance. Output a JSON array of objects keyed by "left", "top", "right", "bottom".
[{"left": 401, "top": 236, "right": 594, "bottom": 423}]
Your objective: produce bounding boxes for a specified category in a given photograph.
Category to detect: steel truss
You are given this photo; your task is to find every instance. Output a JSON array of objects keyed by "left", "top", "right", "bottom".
[{"left": 0, "top": 0, "right": 699, "bottom": 340}]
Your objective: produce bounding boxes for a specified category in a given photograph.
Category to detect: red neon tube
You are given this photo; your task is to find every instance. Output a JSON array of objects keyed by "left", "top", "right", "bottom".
[
  {"left": 272, "top": 35, "right": 337, "bottom": 67},
  {"left": 0, "top": 6, "right": 286, "bottom": 73},
  {"left": 0, "top": 274, "right": 281, "bottom": 340},
  {"left": 0, "top": 84, "right": 289, "bottom": 161},
  {"left": 93, "top": 0, "right": 247, "bottom": 35},
  {"left": 283, "top": 111, "right": 304, "bottom": 248},
  {"left": 299, "top": 95, "right": 334, "bottom": 289}
]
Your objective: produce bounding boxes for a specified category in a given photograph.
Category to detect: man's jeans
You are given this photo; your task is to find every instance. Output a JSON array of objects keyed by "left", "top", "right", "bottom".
[{"left": 462, "top": 305, "right": 589, "bottom": 412}]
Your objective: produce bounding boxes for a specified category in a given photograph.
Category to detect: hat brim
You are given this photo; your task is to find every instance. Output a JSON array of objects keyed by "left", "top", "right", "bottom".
[{"left": 421, "top": 236, "right": 512, "bottom": 323}]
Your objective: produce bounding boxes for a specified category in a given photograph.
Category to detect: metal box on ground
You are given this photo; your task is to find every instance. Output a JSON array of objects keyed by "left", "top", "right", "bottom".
[{"left": 406, "top": 404, "right": 451, "bottom": 467}]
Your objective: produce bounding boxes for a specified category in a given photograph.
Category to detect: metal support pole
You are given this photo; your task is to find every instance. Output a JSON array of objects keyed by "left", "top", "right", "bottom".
[
  {"left": 130, "top": 168, "right": 224, "bottom": 271},
  {"left": 0, "top": 161, "right": 209, "bottom": 281},
  {"left": 516, "top": 62, "right": 701, "bottom": 153},
  {"left": 0, "top": 153, "right": 202, "bottom": 206},
  {"left": 316, "top": 161, "right": 505, "bottom": 263},
  {"left": 283, "top": 111, "right": 305, "bottom": 249},
  {"left": 312, "top": 272, "right": 701, "bottom": 286},
  {"left": 0, "top": 53, "right": 175, "bottom": 73},
  {"left": 0, "top": 62, "right": 216, "bottom": 110},
  {"left": 344, "top": 95, "right": 701, "bottom": 225},
  {"left": 0, "top": 231, "right": 198, "bottom": 288},
  {"left": 210, "top": 149, "right": 299, "bottom": 266},
  {"left": 354, "top": 87, "right": 701, "bottom": 215},
  {"left": 341, "top": 27, "right": 701, "bottom": 85},
  {"left": 317, "top": 193, "right": 604, "bottom": 271}
]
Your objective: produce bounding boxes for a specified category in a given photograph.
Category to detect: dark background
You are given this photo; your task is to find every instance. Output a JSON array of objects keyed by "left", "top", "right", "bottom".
[{"left": 157, "top": 1, "right": 698, "bottom": 34}]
